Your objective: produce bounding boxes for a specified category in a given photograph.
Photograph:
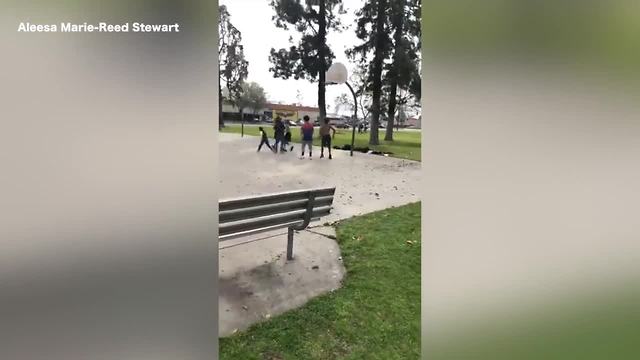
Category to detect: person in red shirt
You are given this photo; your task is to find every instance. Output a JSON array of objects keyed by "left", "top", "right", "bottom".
[{"left": 300, "top": 115, "right": 315, "bottom": 160}]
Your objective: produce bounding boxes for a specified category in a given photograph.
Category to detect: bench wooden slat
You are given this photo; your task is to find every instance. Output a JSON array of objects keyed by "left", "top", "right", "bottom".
[
  {"left": 218, "top": 217, "right": 323, "bottom": 241},
  {"left": 219, "top": 196, "right": 334, "bottom": 223},
  {"left": 219, "top": 187, "right": 335, "bottom": 212},
  {"left": 219, "top": 206, "right": 332, "bottom": 237}
]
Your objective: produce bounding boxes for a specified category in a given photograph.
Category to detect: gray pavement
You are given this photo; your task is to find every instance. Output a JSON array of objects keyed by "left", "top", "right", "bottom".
[
  {"left": 219, "top": 227, "right": 345, "bottom": 336},
  {"left": 218, "top": 133, "right": 421, "bottom": 336},
  {"left": 218, "top": 132, "right": 421, "bottom": 223}
]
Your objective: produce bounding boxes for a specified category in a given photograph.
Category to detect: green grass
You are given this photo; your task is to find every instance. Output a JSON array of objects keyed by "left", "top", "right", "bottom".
[
  {"left": 220, "top": 124, "right": 422, "bottom": 161},
  {"left": 427, "top": 284, "right": 640, "bottom": 359},
  {"left": 219, "top": 203, "right": 421, "bottom": 360}
]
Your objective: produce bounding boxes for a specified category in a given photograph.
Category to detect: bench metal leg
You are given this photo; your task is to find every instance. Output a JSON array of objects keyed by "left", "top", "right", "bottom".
[{"left": 287, "top": 227, "right": 294, "bottom": 260}]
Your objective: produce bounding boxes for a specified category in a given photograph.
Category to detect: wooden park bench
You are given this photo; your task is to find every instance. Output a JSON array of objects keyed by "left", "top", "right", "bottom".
[{"left": 219, "top": 187, "right": 336, "bottom": 260}]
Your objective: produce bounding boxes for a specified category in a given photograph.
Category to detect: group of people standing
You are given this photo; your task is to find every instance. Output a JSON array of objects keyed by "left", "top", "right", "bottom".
[
  {"left": 257, "top": 117, "right": 292, "bottom": 154},
  {"left": 257, "top": 115, "right": 336, "bottom": 160}
]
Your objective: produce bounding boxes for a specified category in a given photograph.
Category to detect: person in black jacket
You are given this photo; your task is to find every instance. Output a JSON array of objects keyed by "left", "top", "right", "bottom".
[
  {"left": 273, "top": 117, "right": 286, "bottom": 153},
  {"left": 284, "top": 122, "right": 293, "bottom": 152}
]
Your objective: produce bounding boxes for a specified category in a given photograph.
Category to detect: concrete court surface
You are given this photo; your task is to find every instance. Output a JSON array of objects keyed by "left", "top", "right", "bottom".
[
  {"left": 218, "top": 132, "right": 421, "bottom": 223},
  {"left": 218, "top": 133, "right": 421, "bottom": 336},
  {"left": 219, "top": 227, "right": 345, "bottom": 336}
]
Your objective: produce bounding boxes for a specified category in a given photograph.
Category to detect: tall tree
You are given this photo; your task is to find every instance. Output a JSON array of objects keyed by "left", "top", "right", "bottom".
[
  {"left": 268, "top": 0, "right": 345, "bottom": 124},
  {"left": 296, "top": 89, "right": 304, "bottom": 105},
  {"left": 233, "top": 82, "right": 268, "bottom": 120},
  {"left": 347, "top": 0, "right": 392, "bottom": 145},
  {"left": 384, "top": 0, "right": 421, "bottom": 140},
  {"left": 246, "top": 82, "right": 268, "bottom": 117},
  {"left": 349, "top": 65, "right": 372, "bottom": 125},
  {"left": 399, "top": 104, "right": 408, "bottom": 127},
  {"left": 219, "top": 5, "right": 249, "bottom": 129},
  {"left": 232, "top": 81, "right": 266, "bottom": 136},
  {"left": 334, "top": 93, "right": 353, "bottom": 116}
]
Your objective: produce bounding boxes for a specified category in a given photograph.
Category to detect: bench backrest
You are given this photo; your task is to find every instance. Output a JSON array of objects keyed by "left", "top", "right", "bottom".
[{"left": 219, "top": 187, "right": 336, "bottom": 240}]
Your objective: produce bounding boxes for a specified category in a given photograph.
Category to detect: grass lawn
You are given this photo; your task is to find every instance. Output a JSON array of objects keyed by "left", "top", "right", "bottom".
[
  {"left": 219, "top": 202, "right": 421, "bottom": 360},
  {"left": 427, "top": 283, "right": 640, "bottom": 359},
  {"left": 220, "top": 124, "right": 421, "bottom": 161},
  {"left": 425, "top": 285, "right": 640, "bottom": 360}
]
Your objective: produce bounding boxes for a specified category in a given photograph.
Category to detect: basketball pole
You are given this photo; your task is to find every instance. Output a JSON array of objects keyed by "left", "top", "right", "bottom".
[{"left": 345, "top": 82, "right": 358, "bottom": 157}]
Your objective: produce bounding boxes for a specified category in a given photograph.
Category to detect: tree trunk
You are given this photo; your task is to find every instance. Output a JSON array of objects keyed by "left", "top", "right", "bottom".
[
  {"left": 385, "top": 1, "right": 404, "bottom": 141},
  {"left": 239, "top": 108, "right": 244, "bottom": 136},
  {"left": 385, "top": 85, "right": 398, "bottom": 141},
  {"left": 317, "top": 0, "right": 327, "bottom": 124},
  {"left": 369, "top": 0, "right": 387, "bottom": 146},
  {"left": 218, "top": 74, "right": 224, "bottom": 129}
]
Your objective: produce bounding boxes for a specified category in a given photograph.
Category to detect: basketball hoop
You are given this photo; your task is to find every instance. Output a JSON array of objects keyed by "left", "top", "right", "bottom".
[
  {"left": 325, "top": 62, "right": 348, "bottom": 84},
  {"left": 325, "top": 62, "right": 359, "bottom": 157}
]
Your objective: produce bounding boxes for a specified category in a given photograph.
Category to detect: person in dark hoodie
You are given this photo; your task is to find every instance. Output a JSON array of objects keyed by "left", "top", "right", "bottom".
[
  {"left": 257, "top": 126, "right": 275, "bottom": 152},
  {"left": 283, "top": 122, "right": 293, "bottom": 152},
  {"left": 273, "top": 117, "right": 286, "bottom": 153}
]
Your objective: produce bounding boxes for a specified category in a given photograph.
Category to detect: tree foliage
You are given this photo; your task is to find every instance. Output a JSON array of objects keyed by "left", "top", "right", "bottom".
[
  {"left": 347, "top": 0, "right": 421, "bottom": 142},
  {"left": 236, "top": 82, "right": 267, "bottom": 117},
  {"left": 347, "top": 0, "right": 392, "bottom": 145},
  {"left": 219, "top": 5, "right": 249, "bottom": 127},
  {"left": 349, "top": 65, "right": 373, "bottom": 123},
  {"left": 334, "top": 93, "right": 353, "bottom": 115},
  {"left": 268, "top": 0, "right": 345, "bottom": 121},
  {"left": 384, "top": 0, "right": 421, "bottom": 140}
]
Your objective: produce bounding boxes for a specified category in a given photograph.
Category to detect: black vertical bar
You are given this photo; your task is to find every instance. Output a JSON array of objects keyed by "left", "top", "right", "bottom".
[
  {"left": 287, "top": 227, "right": 294, "bottom": 260},
  {"left": 346, "top": 81, "right": 358, "bottom": 156}
]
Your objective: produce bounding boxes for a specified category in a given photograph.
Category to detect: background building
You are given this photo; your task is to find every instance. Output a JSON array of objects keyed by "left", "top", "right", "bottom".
[
  {"left": 406, "top": 116, "right": 421, "bottom": 128},
  {"left": 222, "top": 99, "right": 320, "bottom": 123},
  {"left": 267, "top": 103, "right": 319, "bottom": 122}
]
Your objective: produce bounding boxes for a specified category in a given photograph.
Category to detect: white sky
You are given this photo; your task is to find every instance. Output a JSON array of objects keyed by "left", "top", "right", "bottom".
[{"left": 220, "top": 0, "right": 364, "bottom": 115}]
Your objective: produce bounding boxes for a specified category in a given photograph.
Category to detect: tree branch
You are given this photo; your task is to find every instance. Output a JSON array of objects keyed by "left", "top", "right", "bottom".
[{"left": 304, "top": 16, "right": 318, "bottom": 36}]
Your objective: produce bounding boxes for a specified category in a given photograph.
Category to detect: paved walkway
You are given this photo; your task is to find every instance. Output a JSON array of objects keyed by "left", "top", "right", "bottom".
[
  {"left": 218, "top": 133, "right": 421, "bottom": 336},
  {"left": 218, "top": 133, "right": 421, "bottom": 223},
  {"left": 219, "top": 227, "right": 344, "bottom": 336}
]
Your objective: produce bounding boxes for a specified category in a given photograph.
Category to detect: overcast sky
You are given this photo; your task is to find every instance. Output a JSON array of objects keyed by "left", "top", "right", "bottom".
[{"left": 220, "top": 0, "right": 364, "bottom": 115}]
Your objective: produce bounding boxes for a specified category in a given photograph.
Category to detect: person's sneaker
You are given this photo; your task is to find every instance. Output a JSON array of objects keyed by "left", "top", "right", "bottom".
[{"left": 320, "top": 154, "right": 324, "bottom": 159}]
